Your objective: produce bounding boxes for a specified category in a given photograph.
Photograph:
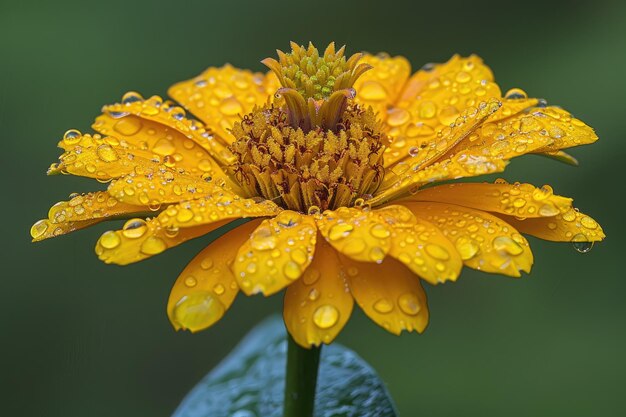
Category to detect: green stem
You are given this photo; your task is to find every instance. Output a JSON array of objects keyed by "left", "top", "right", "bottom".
[{"left": 283, "top": 335, "right": 321, "bottom": 417}]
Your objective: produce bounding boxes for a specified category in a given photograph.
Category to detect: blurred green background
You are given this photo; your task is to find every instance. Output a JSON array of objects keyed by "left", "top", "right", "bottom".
[{"left": 2, "top": 0, "right": 625, "bottom": 415}]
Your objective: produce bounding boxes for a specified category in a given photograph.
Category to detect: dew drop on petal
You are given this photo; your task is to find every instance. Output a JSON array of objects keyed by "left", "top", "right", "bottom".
[
  {"left": 373, "top": 298, "right": 393, "bottom": 314},
  {"left": 122, "top": 218, "right": 147, "bottom": 238},
  {"left": 398, "top": 293, "right": 421, "bottom": 316},
  {"left": 313, "top": 304, "right": 339, "bottom": 329},
  {"left": 140, "top": 236, "right": 167, "bottom": 255},
  {"left": 99, "top": 231, "right": 121, "bottom": 249},
  {"left": 492, "top": 236, "right": 523, "bottom": 255},
  {"left": 30, "top": 220, "right": 49, "bottom": 239},
  {"left": 173, "top": 291, "right": 225, "bottom": 332},
  {"left": 571, "top": 233, "right": 594, "bottom": 253}
]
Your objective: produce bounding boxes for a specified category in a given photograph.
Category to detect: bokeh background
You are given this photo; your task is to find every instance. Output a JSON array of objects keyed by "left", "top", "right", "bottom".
[{"left": 2, "top": 0, "right": 625, "bottom": 415}]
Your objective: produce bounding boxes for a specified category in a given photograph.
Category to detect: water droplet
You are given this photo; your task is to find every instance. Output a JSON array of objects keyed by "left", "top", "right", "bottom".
[
  {"left": 308, "top": 288, "right": 320, "bottom": 301},
  {"left": 219, "top": 97, "right": 243, "bottom": 116},
  {"left": 455, "top": 237, "right": 479, "bottom": 260},
  {"left": 580, "top": 216, "right": 598, "bottom": 229},
  {"left": 184, "top": 276, "right": 197, "bottom": 287},
  {"left": 359, "top": 81, "right": 387, "bottom": 101},
  {"left": 370, "top": 224, "right": 390, "bottom": 239},
  {"left": 284, "top": 261, "right": 301, "bottom": 280},
  {"left": 313, "top": 304, "right": 339, "bottom": 329},
  {"left": 200, "top": 257, "right": 213, "bottom": 270},
  {"left": 373, "top": 298, "right": 393, "bottom": 314},
  {"left": 328, "top": 223, "right": 353, "bottom": 241},
  {"left": 538, "top": 204, "right": 560, "bottom": 217},
  {"left": 572, "top": 233, "right": 594, "bottom": 253},
  {"left": 176, "top": 208, "right": 194, "bottom": 223},
  {"left": 504, "top": 88, "right": 528, "bottom": 100},
  {"left": 140, "top": 236, "right": 167, "bottom": 255},
  {"left": 122, "top": 91, "right": 144, "bottom": 104},
  {"left": 276, "top": 211, "right": 301, "bottom": 228},
  {"left": 302, "top": 268, "right": 320, "bottom": 285},
  {"left": 122, "top": 218, "right": 147, "bottom": 238},
  {"left": 30, "top": 220, "right": 49, "bottom": 239},
  {"left": 63, "top": 129, "right": 82, "bottom": 144},
  {"left": 99, "top": 231, "right": 121, "bottom": 249},
  {"left": 307, "top": 206, "right": 321, "bottom": 216},
  {"left": 250, "top": 226, "right": 277, "bottom": 250},
  {"left": 173, "top": 291, "right": 225, "bottom": 332},
  {"left": 492, "top": 236, "right": 523, "bottom": 255},
  {"left": 290, "top": 249, "right": 308, "bottom": 265},
  {"left": 213, "top": 283, "right": 226, "bottom": 295},
  {"left": 398, "top": 293, "right": 420, "bottom": 316},
  {"left": 425, "top": 244, "right": 450, "bottom": 260}
]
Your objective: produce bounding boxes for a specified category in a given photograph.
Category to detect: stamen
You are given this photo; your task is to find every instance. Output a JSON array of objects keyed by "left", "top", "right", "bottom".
[{"left": 263, "top": 42, "right": 372, "bottom": 131}]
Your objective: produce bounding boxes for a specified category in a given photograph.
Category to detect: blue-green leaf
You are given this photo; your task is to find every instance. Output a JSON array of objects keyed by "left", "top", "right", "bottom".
[{"left": 172, "top": 316, "right": 398, "bottom": 417}]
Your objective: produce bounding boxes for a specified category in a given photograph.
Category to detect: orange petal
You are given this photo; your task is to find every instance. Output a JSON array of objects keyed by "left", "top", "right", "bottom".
[
  {"left": 316, "top": 207, "right": 392, "bottom": 263},
  {"left": 494, "top": 208, "right": 605, "bottom": 243},
  {"left": 31, "top": 192, "right": 150, "bottom": 242},
  {"left": 167, "top": 220, "right": 261, "bottom": 332},
  {"left": 234, "top": 211, "right": 317, "bottom": 296},
  {"left": 406, "top": 202, "right": 534, "bottom": 277},
  {"left": 283, "top": 239, "right": 353, "bottom": 347},
  {"left": 375, "top": 205, "right": 462, "bottom": 284},
  {"left": 168, "top": 64, "right": 277, "bottom": 145},
  {"left": 408, "top": 182, "right": 573, "bottom": 218},
  {"left": 95, "top": 93, "right": 235, "bottom": 168},
  {"left": 343, "top": 255, "right": 429, "bottom": 335},
  {"left": 353, "top": 53, "right": 411, "bottom": 116},
  {"left": 96, "top": 194, "right": 280, "bottom": 265}
]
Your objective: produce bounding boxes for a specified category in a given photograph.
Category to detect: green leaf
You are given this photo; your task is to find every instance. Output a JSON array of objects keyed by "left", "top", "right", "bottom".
[{"left": 172, "top": 316, "right": 398, "bottom": 417}]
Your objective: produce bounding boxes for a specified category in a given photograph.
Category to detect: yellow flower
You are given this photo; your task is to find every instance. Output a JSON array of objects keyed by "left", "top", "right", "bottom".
[{"left": 32, "top": 42, "right": 604, "bottom": 347}]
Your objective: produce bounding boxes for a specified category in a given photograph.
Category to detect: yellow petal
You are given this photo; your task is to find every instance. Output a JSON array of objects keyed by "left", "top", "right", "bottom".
[
  {"left": 168, "top": 64, "right": 277, "bottom": 144},
  {"left": 343, "top": 255, "right": 429, "bottom": 335},
  {"left": 375, "top": 205, "right": 462, "bottom": 284},
  {"left": 353, "top": 53, "right": 411, "bottom": 116},
  {"left": 406, "top": 202, "right": 534, "bottom": 277},
  {"left": 96, "top": 195, "right": 280, "bottom": 265},
  {"left": 283, "top": 239, "right": 353, "bottom": 347},
  {"left": 31, "top": 218, "right": 101, "bottom": 242},
  {"left": 384, "top": 55, "right": 501, "bottom": 167},
  {"left": 106, "top": 164, "right": 215, "bottom": 206},
  {"left": 50, "top": 132, "right": 141, "bottom": 180},
  {"left": 399, "top": 54, "right": 495, "bottom": 103},
  {"left": 373, "top": 146, "right": 508, "bottom": 206},
  {"left": 316, "top": 207, "right": 391, "bottom": 263},
  {"left": 494, "top": 208, "right": 605, "bottom": 242},
  {"left": 408, "top": 182, "right": 573, "bottom": 218},
  {"left": 528, "top": 106, "right": 598, "bottom": 152},
  {"left": 234, "top": 211, "right": 317, "bottom": 296},
  {"left": 167, "top": 220, "right": 261, "bottom": 332},
  {"left": 31, "top": 192, "right": 151, "bottom": 242},
  {"left": 95, "top": 93, "right": 235, "bottom": 168}
]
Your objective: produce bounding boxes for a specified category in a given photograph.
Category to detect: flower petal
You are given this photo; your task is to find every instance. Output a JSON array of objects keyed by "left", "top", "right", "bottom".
[
  {"left": 106, "top": 164, "right": 215, "bottom": 206},
  {"left": 96, "top": 195, "right": 280, "bottom": 265},
  {"left": 95, "top": 94, "right": 235, "bottom": 167},
  {"left": 373, "top": 147, "right": 508, "bottom": 206},
  {"left": 406, "top": 202, "right": 534, "bottom": 277},
  {"left": 283, "top": 239, "right": 353, "bottom": 347},
  {"left": 353, "top": 53, "right": 411, "bottom": 116},
  {"left": 167, "top": 220, "right": 261, "bottom": 332},
  {"left": 234, "top": 211, "right": 317, "bottom": 296},
  {"left": 31, "top": 192, "right": 151, "bottom": 242},
  {"left": 408, "top": 182, "right": 573, "bottom": 218},
  {"left": 526, "top": 107, "right": 597, "bottom": 153},
  {"left": 384, "top": 55, "right": 501, "bottom": 167},
  {"left": 168, "top": 64, "right": 278, "bottom": 144},
  {"left": 316, "top": 207, "right": 391, "bottom": 263},
  {"left": 342, "top": 255, "right": 429, "bottom": 335},
  {"left": 375, "top": 205, "right": 462, "bottom": 284},
  {"left": 494, "top": 208, "right": 605, "bottom": 242}
]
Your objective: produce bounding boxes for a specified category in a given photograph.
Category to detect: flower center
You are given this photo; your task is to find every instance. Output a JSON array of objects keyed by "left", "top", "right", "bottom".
[{"left": 229, "top": 104, "right": 386, "bottom": 212}]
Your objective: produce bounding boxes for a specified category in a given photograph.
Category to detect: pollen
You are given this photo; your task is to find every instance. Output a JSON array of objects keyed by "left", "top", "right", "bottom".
[{"left": 229, "top": 104, "right": 386, "bottom": 212}]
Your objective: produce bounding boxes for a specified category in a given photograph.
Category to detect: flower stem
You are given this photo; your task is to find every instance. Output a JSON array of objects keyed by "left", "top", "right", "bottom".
[{"left": 283, "top": 335, "right": 321, "bottom": 417}]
